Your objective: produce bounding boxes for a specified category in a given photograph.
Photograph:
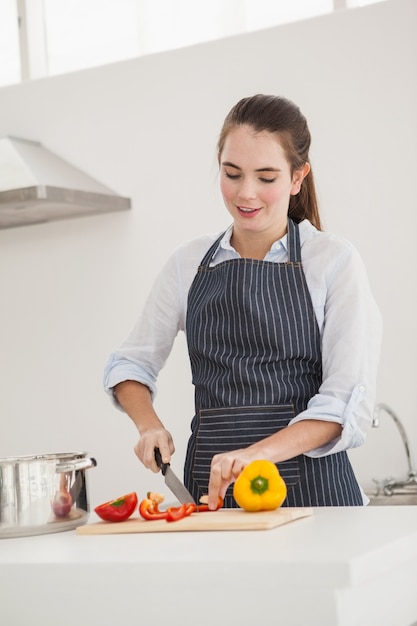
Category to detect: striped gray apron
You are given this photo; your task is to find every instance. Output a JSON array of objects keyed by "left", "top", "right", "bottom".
[{"left": 184, "top": 218, "right": 363, "bottom": 507}]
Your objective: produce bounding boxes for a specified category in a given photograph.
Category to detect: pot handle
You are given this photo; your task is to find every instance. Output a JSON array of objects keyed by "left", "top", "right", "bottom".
[{"left": 56, "top": 457, "right": 97, "bottom": 473}]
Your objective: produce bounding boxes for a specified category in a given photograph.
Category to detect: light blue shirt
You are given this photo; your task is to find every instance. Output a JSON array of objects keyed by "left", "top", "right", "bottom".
[{"left": 104, "top": 219, "right": 382, "bottom": 459}]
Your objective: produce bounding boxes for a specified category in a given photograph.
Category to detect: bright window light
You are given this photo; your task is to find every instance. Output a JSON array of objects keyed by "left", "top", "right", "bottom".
[
  {"left": 43, "top": 0, "right": 334, "bottom": 75},
  {"left": 347, "top": 0, "right": 386, "bottom": 5},
  {"left": 245, "top": 0, "right": 333, "bottom": 30},
  {"left": 0, "top": 0, "right": 20, "bottom": 86},
  {"left": 0, "top": 0, "right": 390, "bottom": 87},
  {"left": 43, "top": 0, "right": 140, "bottom": 75}
]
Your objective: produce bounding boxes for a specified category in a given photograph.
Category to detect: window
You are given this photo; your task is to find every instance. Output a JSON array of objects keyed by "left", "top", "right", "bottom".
[
  {"left": 0, "top": 0, "right": 390, "bottom": 87},
  {"left": 44, "top": 0, "right": 140, "bottom": 75},
  {"left": 245, "top": 0, "right": 333, "bottom": 30},
  {"left": 0, "top": 0, "right": 20, "bottom": 87}
]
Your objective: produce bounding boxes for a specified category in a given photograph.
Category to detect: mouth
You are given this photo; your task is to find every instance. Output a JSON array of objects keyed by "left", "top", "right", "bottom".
[{"left": 237, "top": 206, "right": 262, "bottom": 217}]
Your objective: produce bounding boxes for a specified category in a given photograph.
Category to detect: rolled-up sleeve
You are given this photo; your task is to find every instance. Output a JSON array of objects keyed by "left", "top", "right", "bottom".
[
  {"left": 289, "top": 235, "right": 382, "bottom": 456},
  {"left": 103, "top": 235, "right": 216, "bottom": 410},
  {"left": 103, "top": 251, "right": 186, "bottom": 408}
]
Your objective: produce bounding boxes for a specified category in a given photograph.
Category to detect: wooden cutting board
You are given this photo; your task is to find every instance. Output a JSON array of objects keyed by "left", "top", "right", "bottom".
[{"left": 76, "top": 507, "right": 312, "bottom": 535}]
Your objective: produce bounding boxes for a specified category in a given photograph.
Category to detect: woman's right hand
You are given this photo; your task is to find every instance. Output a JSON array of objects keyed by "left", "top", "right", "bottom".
[{"left": 134, "top": 427, "right": 175, "bottom": 472}]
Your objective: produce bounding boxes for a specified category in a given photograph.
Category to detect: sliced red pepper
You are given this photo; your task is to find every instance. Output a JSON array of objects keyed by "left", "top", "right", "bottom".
[
  {"left": 138, "top": 492, "right": 223, "bottom": 523},
  {"left": 94, "top": 492, "right": 138, "bottom": 522},
  {"left": 166, "top": 503, "right": 187, "bottom": 522},
  {"left": 139, "top": 497, "right": 168, "bottom": 520},
  {"left": 185, "top": 503, "right": 197, "bottom": 516},
  {"left": 166, "top": 502, "right": 197, "bottom": 522}
]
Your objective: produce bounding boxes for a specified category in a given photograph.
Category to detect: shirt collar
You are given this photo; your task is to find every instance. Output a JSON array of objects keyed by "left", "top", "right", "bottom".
[{"left": 213, "top": 224, "right": 289, "bottom": 259}]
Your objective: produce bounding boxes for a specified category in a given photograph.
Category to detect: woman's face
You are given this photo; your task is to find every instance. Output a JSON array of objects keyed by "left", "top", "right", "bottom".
[{"left": 219, "top": 124, "right": 306, "bottom": 239}]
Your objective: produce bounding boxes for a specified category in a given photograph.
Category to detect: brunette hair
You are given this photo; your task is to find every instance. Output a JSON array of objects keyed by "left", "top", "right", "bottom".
[{"left": 217, "top": 94, "right": 322, "bottom": 230}]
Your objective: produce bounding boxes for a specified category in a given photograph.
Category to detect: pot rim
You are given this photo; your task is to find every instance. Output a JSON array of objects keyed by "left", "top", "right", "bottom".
[{"left": 0, "top": 451, "right": 88, "bottom": 464}]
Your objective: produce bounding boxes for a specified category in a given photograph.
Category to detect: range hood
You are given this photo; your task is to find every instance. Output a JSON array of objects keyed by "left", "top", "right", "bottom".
[{"left": 0, "top": 136, "right": 131, "bottom": 229}]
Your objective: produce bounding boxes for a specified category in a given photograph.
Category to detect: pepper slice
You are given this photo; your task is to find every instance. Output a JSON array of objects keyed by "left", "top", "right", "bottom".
[
  {"left": 139, "top": 492, "right": 169, "bottom": 520},
  {"left": 166, "top": 503, "right": 187, "bottom": 522},
  {"left": 185, "top": 503, "right": 197, "bottom": 515},
  {"left": 138, "top": 493, "right": 223, "bottom": 522}
]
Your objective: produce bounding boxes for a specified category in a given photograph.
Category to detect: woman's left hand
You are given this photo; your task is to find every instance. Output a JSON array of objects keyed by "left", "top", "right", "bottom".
[
  {"left": 207, "top": 420, "right": 343, "bottom": 508},
  {"left": 207, "top": 448, "right": 264, "bottom": 510}
]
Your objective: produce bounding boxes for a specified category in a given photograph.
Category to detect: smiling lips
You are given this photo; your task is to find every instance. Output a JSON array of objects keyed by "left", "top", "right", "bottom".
[{"left": 237, "top": 206, "right": 262, "bottom": 217}]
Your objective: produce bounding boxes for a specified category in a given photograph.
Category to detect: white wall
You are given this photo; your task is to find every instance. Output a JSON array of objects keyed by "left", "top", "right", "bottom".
[{"left": 0, "top": 0, "right": 416, "bottom": 506}]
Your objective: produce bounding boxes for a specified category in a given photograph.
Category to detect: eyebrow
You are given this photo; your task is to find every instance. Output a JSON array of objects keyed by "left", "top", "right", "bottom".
[{"left": 221, "top": 161, "right": 280, "bottom": 173}]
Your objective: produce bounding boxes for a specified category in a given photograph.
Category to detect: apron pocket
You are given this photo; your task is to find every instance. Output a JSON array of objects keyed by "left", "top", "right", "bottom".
[{"left": 192, "top": 404, "right": 301, "bottom": 499}]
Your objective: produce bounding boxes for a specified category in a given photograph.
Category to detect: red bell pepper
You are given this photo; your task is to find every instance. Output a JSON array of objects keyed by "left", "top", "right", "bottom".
[{"left": 94, "top": 492, "right": 138, "bottom": 522}]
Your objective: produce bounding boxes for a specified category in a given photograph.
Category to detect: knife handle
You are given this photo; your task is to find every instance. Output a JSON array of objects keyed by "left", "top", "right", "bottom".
[{"left": 154, "top": 447, "right": 168, "bottom": 476}]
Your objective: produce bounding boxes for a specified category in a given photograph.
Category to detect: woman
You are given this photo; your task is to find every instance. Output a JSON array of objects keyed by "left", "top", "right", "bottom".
[{"left": 104, "top": 94, "right": 382, "bottom": 508}]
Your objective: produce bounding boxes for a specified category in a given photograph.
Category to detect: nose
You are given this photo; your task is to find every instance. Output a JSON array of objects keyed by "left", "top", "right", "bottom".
[{"left": 237, "top": 178, "right": 257, "bottom": 200}]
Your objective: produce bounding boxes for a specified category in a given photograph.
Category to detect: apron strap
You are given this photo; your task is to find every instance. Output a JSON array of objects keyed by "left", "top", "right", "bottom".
[
  {"left": 199, "top": 234, "right": 225, "bottom": 268},
  {"left": 287, "top": 218, "right": 302, "bottom": 263}
]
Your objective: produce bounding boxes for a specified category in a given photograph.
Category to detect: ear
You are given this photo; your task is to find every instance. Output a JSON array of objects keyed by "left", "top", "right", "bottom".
[{"left": 290, "top": 162, "right": 311, "bottom": 195}]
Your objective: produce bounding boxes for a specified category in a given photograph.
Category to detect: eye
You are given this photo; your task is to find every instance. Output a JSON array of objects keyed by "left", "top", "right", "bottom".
[
  {"left": 224, "top": 171, "right": 240, "bottom": 180},
  {"left": 259, "top": 177, "right": 276, "bottom": 184}
]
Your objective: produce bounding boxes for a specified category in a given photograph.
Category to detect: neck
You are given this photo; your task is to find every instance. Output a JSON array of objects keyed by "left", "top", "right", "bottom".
[{"left": 231, "top": 224, "right": 287, "bottom": 260}]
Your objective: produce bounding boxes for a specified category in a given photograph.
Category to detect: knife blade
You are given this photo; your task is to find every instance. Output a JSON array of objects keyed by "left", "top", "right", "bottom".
[{"left": 154, "top": 448, "right": 195, "bottom": 504}]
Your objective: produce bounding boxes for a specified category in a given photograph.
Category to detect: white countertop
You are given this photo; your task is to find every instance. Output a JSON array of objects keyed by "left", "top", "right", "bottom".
[{"left": 2, "top": 506, "right": 417, "bottom": 626}]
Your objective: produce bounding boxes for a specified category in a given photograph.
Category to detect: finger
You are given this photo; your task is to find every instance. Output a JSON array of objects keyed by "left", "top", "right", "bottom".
[
  {"left": 151, "top": 434, "right": 175, "bottom": 472},
  {"left": 157, "top": 441, "right": 174, "bottom": 466},
  {"left": 207, "top": 460, "right": 222, "bottom": 509},
  {"left": 154, "top": 433, "right": 175, "bottom": 468},
  {"left": 148, "top": 444, "right": 165, "bottom": 473},
  {"left": 208, "top": 455, "right": 246, "bottom": 507},
  {"left": 208, "top": 456, "right": 234, "bottom": 509},
  {"left": 231, "top": 459, "right": 245, "bottom": 480}
]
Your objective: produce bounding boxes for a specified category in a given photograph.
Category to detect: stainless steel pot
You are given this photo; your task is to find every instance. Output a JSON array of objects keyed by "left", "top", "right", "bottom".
[{"left": 0, "top": 452, "right": 96, "bottom": 538}]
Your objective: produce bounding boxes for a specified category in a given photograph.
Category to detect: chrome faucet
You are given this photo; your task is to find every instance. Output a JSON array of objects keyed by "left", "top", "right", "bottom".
[{"left": 372, "top": 402, "right": 417, "bottom": 496}]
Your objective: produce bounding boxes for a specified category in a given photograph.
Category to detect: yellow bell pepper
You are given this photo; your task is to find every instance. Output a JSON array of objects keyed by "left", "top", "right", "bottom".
[{"left": 233, "top": 460, "right": 287, "bottom": 511}]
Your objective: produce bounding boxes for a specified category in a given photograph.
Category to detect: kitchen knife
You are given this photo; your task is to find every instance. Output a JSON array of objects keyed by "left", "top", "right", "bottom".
[{"left": 154, "top": 448, "right": 196, "bottom": 504}]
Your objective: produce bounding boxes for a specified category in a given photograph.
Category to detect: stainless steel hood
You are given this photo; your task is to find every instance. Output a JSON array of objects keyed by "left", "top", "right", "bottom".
[{"left": 0, "top": 136, "right": 131, "bottom": 229}]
